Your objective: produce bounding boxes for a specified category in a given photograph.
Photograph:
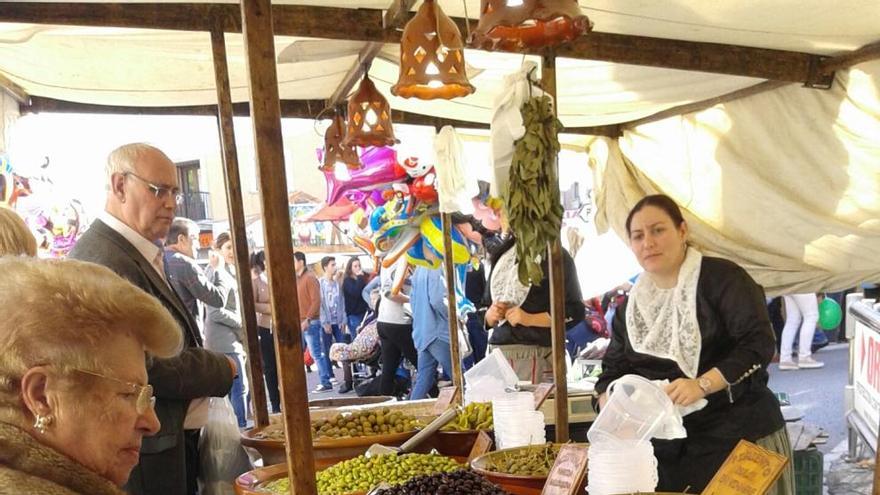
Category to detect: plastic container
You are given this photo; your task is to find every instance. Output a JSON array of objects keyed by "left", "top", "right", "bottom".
[
  {"left": 464, "top": 348, "right": 520, "bottom": 403},
  {"left": 794, "top": 447, "right": 823, "bottom": 495},
  {"left": 587, "top": 374, "right": 672, "bottom": 444}
]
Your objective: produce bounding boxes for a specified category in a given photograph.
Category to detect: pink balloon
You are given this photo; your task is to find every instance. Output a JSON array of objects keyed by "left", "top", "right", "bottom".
[
  {"left": 369, "top": 189, "right": 388, "bottom": 207},
  {"left": 324, "top": 146, "right": 407, "bottom": 205},
  {"left": 472, "top": 199, "right": 502, "bottom": 232}
]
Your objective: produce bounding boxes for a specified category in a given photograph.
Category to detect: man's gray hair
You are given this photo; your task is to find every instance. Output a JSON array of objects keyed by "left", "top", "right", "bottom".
[
  {"left": 166, "top": 217, "right": 199, "bottom": 246},
  {"left": 105, "top": 143, "right": 170, "bottom": 189}
]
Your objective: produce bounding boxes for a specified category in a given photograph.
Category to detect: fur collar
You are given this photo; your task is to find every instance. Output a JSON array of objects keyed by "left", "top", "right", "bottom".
[{"left": 0, "top": 422, "right": 124, "bottom": 495}]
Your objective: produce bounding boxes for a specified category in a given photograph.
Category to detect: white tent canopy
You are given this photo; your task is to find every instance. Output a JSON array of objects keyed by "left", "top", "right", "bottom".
[{"left": 1, "top": 1, "right": 878, "bottom": 126}]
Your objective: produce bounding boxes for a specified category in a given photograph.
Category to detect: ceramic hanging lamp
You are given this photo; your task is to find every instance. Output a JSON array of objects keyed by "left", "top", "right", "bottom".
[
  {"left": 392, "top": 0, "right": 475, "bottom": 100},
  {"left": 342, "top": 71, "right": 398, "bottom": 147},
  {"left": 470, "top": 0, "right": 592, "bottom": 52},
  {"left": 321, "top": 112, "right": 360, "bottom": 172}
]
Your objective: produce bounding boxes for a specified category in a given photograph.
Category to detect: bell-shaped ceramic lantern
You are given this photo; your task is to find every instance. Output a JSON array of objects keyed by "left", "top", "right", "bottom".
[
  {"left": 342, "top": 73, "right": 398, "bottom": 147},
  {"left": 392, "top": 0, "right": 475, "bottom": 100},
  {"left": 321, "top": 112, "right": 361, "bottom": 172},
  {"left": 470, "top": 0, "right": 592, "bottom": 52}
]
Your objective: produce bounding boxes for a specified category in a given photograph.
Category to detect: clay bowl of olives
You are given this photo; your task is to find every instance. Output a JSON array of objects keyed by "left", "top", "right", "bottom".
[{"left": 470, "top": 443, "right": 589, "bottom": 495}]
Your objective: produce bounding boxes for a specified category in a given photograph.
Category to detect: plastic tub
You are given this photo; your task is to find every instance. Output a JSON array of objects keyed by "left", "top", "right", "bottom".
[{"left": 588, "top": 374, "right": 672, "bottom": 444}]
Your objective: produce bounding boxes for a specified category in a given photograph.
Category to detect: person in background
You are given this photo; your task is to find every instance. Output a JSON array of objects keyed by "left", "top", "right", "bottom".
[
  {"left": 596, "top": 194, "right": 792, "bottom": 494},
  {"left": 778, "top": 294, "right": 823, "bottom": 370},
  {"left": 343, "top": 257, "right": 370, "bottom": 340},
  {"left": 376, "top": 256, "right": 418, "bottom": 397},
  {"left": 463, "top": 257, "right": 488, "bottom": 369},
  {"left": 409, "top": 264, "right": 453, "bottom": 400},
  {"left": 164, "top": 217, "right": 232, "bottom": 334},
  {"left": 295, "top": 251, "right": 333, "bottom": 392},
  {"left": 69, "top": 143, "right": 234, "bottom": 495},
  {"left": 485, "top": 234, "right": 585, "bottom": 384},
  {"left": 250, "top": 250, "right": 280, "bottom": 414},
  {"left": 0, "top": 206, "right": 37, "bottom": 256},
  {"left": 0, "top": 258, "right": 182, "bottom": 494},
  {"left": 204, "top": 233, "right": 249, "bottom": 428},
  {"left": 319, "top": 256, "right": 347, "bottom": 369}
]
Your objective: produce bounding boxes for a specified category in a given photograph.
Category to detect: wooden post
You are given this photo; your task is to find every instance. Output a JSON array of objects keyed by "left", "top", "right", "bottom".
[
  {"left": 541, "top": 52, "right": 569, "bottom": 443},
  {"left": 239, "top": 1, "right": 316, "bottom": 494},
  {"left": 441, "top": 212, "right": 463, "bottom": 403},
  {"left": 210, "top": 26, "right": 269, "bottom": 428}
]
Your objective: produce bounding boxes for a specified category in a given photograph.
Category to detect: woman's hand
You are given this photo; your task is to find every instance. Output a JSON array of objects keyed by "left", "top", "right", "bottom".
[
  {"left": 504, "top": 307, "right": 528, "bottom": 326},
  {"left": 665, "top": 378, "right": 705, "bottom": 406},
  {"left": 485, "top": 302, "right": 509, "bottom": 327}
]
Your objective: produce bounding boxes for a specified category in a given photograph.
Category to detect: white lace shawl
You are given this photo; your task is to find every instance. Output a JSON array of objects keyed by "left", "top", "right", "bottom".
[{"left": 626, "top": 247, "right": 703, "bottom": 378}]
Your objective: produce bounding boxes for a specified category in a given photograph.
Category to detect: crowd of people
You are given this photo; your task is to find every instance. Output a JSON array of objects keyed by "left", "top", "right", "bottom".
[{"left": 0, "top": 141, "right": 855, "bottom": 495}]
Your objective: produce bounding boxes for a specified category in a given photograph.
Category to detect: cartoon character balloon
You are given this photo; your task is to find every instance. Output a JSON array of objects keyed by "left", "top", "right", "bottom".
[{"left": 324, "top": 146, "right": 407, "bottom": 205}]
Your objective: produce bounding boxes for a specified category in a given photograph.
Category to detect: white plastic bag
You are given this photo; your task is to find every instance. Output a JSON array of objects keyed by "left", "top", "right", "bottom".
[{"left": 199, "top": 397, "right": 253, "bottom": 495}]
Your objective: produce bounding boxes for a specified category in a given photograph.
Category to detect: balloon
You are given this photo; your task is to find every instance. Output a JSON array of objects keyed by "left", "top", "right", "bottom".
[
  {"left": 324, "top": 146, "right": 407, "bottom": 205},
  {"left": 370, "top": 189, "right": 388, "bottom": 206},
  {"left": 369, "top": 206, "right": 386, "bottom": 232},
  {"left": 472, "top": 198, "right": 502, "bottom": 232},
  {"left": 411, "top": 169, "right": 438, "bottom": 204},
  {"left": 400, "top": 157, "right": 432, "bottom": 178},
  {"left": 405, "top": 237, "right": 441, "bottom": 269},
  {"left": 420, "top": 215, "right": 470, "bottom": 265},
  {"left": 818, "top": 298, "right": 842, "bottom": 330}
]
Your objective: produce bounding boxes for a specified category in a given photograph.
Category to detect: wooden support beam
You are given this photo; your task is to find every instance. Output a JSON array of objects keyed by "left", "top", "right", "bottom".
[
  {"left": 0, "top": 72, "right": 29, "bottom": 105},
  {"left": 210, "top": 27, "right": 270, "bottom": 428},
  {"left": 19, "top": 96, "right": 622, "bottom": 137},
  {"left": 542, "top": 52, "right": 569, "bottom": 444},
  {"left": 441, "top": 212, "right": 464, "bottom": 405},
  {"left": 0, "top": 3, "right": 832, "bottom": 84},
  {"left": 239, "top": 0, "right": 315, "bottom": 493},
  {"left": 325, "top": 0, "right": 417, "bottom": 108}
]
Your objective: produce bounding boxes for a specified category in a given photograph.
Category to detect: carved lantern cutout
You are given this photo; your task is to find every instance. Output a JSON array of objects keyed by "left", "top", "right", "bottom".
[
  {"left": 391, "top": 0, "right": 475, "bottom": 100},
  {"left": 321, "top": 112, "right": 361, "bottom": 172},
  {"left": 342, "top": 73, "right": 398, "bottom": 148},
  {"left": 470, "top": 0, "right": 592, "bottom": 52}
]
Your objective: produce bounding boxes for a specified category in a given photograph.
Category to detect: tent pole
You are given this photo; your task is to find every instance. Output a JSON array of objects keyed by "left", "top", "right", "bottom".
[
  {"left": 441, "top": 212, "right": 464, "bottom": 403},
  {"left": 240, "top": 1, "right": 316, "bottom": 493},
  {"left": 542, "top": 51, "right": 570, "bottom": 443},
  {"left": 210, "top": 26, "right": 269, "bottom": 428}
]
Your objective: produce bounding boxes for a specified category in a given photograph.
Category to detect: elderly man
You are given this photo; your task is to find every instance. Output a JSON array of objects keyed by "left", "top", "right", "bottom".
[
  {"left": 164, "top": 217, "right": 233, "bottom": 333},
  {"left": 69, "top": 143, "right": 235, "bottom": 495}
]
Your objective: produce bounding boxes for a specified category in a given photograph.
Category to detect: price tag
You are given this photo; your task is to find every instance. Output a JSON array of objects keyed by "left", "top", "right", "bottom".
[
  {"left": 541, "top": 444, "right": 589, "bottom": 495},
  {"left": 533, "top": 383, "right": 554, "bottom": 410},
  {"left": 703, "top": 440, "right": 789, "bottom": 495},
  {"left": 432, "top": 386, "right": 459, "bottom": 415},
  {"left": 467, "top": 430, "right": 494, "bottom": 463}
]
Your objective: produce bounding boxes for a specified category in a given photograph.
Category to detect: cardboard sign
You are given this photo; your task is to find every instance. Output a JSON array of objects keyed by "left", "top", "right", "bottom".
[
  {"left": 533, "top": 383, "right": 554, "bottom": 410},
  {"left": 467, "top": 430, "right": 494, "bottom": 463},
  {"left": 702, "top": 440, "right": 789, "bottom": 495},
  {"left": 541, "top": 444, "right": 589, "bottom": 495},
  {"left": 432, "top": 386, "right": 459, "bottom": 415}
]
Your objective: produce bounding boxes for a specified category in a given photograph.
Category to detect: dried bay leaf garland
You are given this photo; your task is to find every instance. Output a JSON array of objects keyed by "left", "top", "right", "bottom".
[{"left": 505, "top": 95, "right": 563, "bottom": 286}]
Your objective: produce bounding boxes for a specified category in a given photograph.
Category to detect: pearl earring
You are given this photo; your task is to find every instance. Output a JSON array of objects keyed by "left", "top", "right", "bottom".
[{"left": 33, "top": 414, "right": 53, "bottom": 434}]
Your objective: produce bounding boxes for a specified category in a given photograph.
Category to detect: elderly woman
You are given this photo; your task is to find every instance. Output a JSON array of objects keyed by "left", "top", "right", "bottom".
[
  {"left": 0, "top": 207, "right": 37, "bottom": 256},
  {"left": 596, "top": 194, "right": 793, "bottom": 494},
  {"left": 0, "top": 257, "right": 182, "bottom": 494}
]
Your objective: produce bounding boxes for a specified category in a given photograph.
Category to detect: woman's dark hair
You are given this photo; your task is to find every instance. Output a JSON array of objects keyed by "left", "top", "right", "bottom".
[
  {"left": 214, "top": 232, "right": 232, "bottom": 250},
  {"left": 249, "top": 250, "right": 266, "bottom": 271},
  {"left": 625, "top": 194, "right": 685, "bottom": 237},
  {"left": 450, "top": 212, "right": 497, "bottom": 239},
  {"left": 344, "top": 256, "right": 361, "bottom": 279}
]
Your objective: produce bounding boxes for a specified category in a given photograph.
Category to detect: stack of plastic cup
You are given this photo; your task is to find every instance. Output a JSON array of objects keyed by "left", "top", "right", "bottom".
[
  {"left": 586, "top": 440, "right": 658, "bottom": 495},
  {"left": 492, "top": 392, "right": 546, "bottom": 449}
]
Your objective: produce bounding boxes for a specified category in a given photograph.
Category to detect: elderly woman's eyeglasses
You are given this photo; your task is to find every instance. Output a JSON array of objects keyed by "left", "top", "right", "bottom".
[
  {"left": 72, "top": 368, "right": 155, "bottom": 415},
  {"left": 124, "top": 172, "right": 183, "bottom": 205}
]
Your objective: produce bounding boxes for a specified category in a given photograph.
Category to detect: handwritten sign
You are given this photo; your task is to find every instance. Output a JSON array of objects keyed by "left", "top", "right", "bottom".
[
  {"left": 533, "top": 383, "right": 554, "bottom": 410},
  {"left": 541, "top": 444, "right": 589, "bottom": 495},
  {"left": 703, "top": 440, "right": 789, "bottom": 495},
  {"left": 432, "top": 386, "right": 459, "bottom": 415},
  {"left": 467, "top": 430, "right": 494, "bottom": 463}
]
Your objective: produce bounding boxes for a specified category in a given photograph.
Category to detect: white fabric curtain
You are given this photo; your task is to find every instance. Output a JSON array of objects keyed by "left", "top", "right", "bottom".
[{"left": 590, "top": 61, "right": 880, "bottom": 296}]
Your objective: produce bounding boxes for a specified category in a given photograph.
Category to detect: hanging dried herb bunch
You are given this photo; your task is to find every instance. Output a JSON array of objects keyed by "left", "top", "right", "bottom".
[{"left": 506, "top": 95, "right": 563, "bottom": 286}]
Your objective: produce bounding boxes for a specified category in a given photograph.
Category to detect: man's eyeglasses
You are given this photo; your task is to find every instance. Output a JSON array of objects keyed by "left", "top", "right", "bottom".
[
  {"left": 71, "top": 368, "right": 155, "bottom": 415},
  {"left": 124, "top": 172, "right": 183, "bottom": 205}
]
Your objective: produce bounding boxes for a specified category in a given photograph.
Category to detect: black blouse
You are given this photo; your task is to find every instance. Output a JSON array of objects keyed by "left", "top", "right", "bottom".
[
  {"left": 343, "top": 275, "right": 369, "bottom": 316},
  {"left": 487, "top": 244, "right": 585, "bottom": 347},
  {"left": 596, "top": 256, "right": 784, "bottom": 440}
]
